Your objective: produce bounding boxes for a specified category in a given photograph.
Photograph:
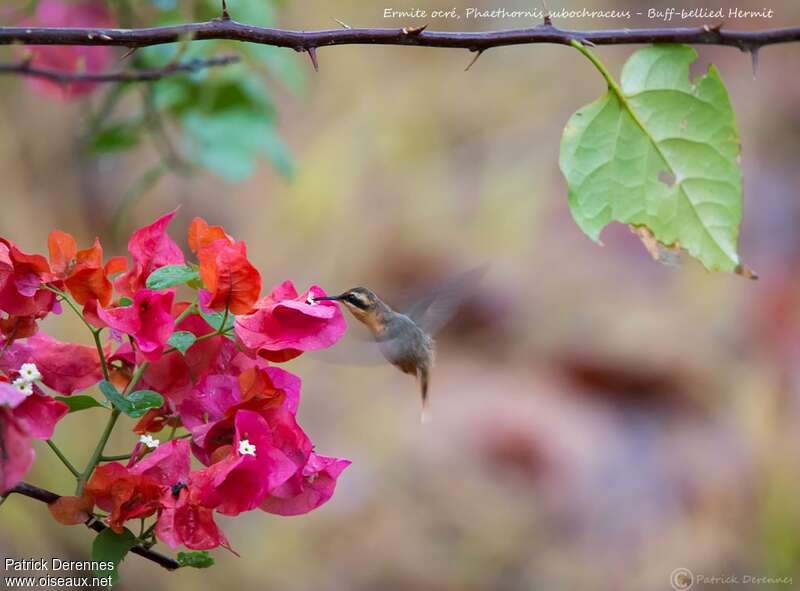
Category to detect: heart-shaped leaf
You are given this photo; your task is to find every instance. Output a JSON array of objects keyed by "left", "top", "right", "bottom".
[
  {"left": 560, "top": 44, "right": 745, "bottom": 273},
  {"left": 146, "top": 264, "right": 200, "bottom": 290},
  {"left": 99, "top": 380, "right": 164, "bottom": 418},
  {"left": 167, "top": 330, "right": 197, "bottom": 354}
]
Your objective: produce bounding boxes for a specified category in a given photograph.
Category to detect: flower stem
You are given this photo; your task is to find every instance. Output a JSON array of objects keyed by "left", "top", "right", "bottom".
[
  {"left": 42, "top": 284, "right": 110, "bottom": 380},
  {"left": 77, "top": 360, "right": 150, "bottom": 494},
  {"left": 92, "top": 328, "right": 110, "bottom": 381},
  {"left": 76, "top": 409, "right": 120, "bottom": 495},
  {"left": 46, "top": 439, "right": 80, "bottom": 478}
]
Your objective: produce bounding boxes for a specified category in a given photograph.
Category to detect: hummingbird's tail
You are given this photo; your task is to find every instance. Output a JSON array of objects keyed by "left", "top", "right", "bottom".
[{"left": 418, "top": 366, "right": 431, "bottom": 424}]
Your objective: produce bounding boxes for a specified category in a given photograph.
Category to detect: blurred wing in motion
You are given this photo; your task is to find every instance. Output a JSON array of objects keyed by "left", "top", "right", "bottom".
[{"left": 403, "top": 264, "right": 488, "bottom": 335}]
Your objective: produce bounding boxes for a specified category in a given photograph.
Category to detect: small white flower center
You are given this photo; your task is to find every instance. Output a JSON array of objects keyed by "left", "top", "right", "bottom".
[
  {"left": 139, "top": 434, "right": 160, "bottom": 449},
  {"left": 12, "top": 377, "right": 33, "bottom": 396},
  {"left": 19, "top": 363, "right": 42, "bottom": 383},
  {"left": 238, "top": 439, "right": 257, "bottom": 457}
]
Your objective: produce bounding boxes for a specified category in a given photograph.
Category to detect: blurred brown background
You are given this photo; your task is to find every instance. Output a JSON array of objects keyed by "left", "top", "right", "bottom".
[{"left": 2, "top": 0, "right": 800, "bottom": 589}]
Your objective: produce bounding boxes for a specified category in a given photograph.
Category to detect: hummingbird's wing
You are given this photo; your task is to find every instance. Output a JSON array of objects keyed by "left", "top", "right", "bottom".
[{"left": 402, "top": 264, "right": 488, "bottom": 335}]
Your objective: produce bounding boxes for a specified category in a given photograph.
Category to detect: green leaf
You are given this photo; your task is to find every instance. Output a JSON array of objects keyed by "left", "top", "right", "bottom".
[
  {"left": 146, "top": 264, "right": 200, "bottom": 290},
  {"left": 91, "top": 527, "right": 138, "bottom": 583},
  {"left": 55, "top": 395, "right": 108, "bottom": 413},
  {"left": 125, "top": 390, "right": 166, "bottom": 418},
  {"left": 167, "top": 330, "right": 197, "bottom": 354},
  {"left": 177, "top": 550, "right": 215, "bottom": 569},
  {"left": 200, "top": 308, "right": 234, "bottom": 334},
  {"left": 560, "top": 44, "right": 744, "bottom": 273},
  {"left": 88, "top": 122, "right": 141, "bottom": 154},
  {"left": 118, "top": 297, "right": 134, "bottom": 307},
  {"left": 99, "top": 381, "right": 164, "bottom": 418}
]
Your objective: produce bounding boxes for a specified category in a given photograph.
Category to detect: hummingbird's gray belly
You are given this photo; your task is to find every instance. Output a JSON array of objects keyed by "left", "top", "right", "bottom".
[{"left": 376, "top": 316, "right": 432, "bottom": 376}]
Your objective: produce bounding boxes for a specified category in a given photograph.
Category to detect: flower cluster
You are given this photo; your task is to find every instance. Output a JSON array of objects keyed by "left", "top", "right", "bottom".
[{"left": 0, "top": 210, "right": 349, "bottom": 554}]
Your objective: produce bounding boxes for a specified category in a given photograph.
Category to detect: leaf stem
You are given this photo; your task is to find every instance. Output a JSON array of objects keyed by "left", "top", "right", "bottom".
[{"left": 46, "top": 439, "right": 80, "bottom": 478}]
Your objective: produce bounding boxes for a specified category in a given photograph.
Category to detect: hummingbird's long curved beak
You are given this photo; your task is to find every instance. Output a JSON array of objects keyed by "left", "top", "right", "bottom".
[{"left": 312, "top": 294, "right": 344, "bottom": 301}]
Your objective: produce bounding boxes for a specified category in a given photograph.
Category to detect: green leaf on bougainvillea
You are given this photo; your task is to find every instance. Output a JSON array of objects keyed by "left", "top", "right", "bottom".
[
  {"left": 55, "top": 395, "right": 108, "bottom": 413},
  {"left": 560, "top": 44, "right": 745, "bottom": 273},
  {"left": 146, "top": 264, "right": 200, "bottom": 290},
  {"left": 177, "top": 550, "right": 215, "bottom": 568},
  {"left": 91, "top": 527, "right": 138, "bottom": 583},
  {"left": 99, "top": 380, "right": 164, "bottom": 419},
  {"left": 167, "top": 330, "right": 197, "bottom": 354}
]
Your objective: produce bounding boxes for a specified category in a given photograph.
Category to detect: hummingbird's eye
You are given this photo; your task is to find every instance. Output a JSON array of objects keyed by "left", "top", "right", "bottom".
[{"left": 345, "top": 293, "right": 369, "bottom": 309}]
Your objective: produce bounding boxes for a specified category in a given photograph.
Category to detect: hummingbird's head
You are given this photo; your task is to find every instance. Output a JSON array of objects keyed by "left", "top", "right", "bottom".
[{"left": 314, "top": 287, "right": 384, "bottom": 326}]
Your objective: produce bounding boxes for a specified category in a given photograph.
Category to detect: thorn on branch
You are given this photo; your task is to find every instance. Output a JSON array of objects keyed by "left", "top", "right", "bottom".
[
  {"left": 703, "top": 21, "right": 725, "bottom": 35},
  {"left": 120, "top": 47, "right": 138, "bottom": 61},
  {"left": 305, "top": 47, "right": 319, "bottom": 72},
  {"left": 541, "top": 0, "right": 552, "bottom": 26},
  {"left": 333, "top": 18, "right": 351, "bottom": 30},
  {"left": 464, "top": 49, "right": 485, "bottom": 71},
  {"left": 402, "top": 25, "right": 428, "bottom": 36},
  {"left": 749, "top": 47, "right": 759, "bottom": 78},
  {"left": 221, "top": 0, "right": 230, "bottom": 20}
]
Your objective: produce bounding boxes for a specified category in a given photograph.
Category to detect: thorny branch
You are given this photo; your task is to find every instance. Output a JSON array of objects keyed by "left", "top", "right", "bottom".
[
  {"left": 2, "top": 482, "right": 181, "bottom": 571},
  {"left": 0, "top": 20, "right": 798, "bottom": 56},
  {"left": 0, "top": 55, "right": 240, "bottom": 84}
]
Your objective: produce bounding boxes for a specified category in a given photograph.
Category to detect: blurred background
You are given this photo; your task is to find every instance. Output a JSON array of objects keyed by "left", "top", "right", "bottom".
[{"left": 2, "top": 0, "right": 800, "bottom": 589}]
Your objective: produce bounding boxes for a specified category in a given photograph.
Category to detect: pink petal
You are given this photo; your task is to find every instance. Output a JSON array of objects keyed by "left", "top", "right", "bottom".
[
  {"left": 260, "top": 453, "right": 351, "bottom": 516},
  {"left": 11, "top": 393, "right": 69, "bottom": 440}
]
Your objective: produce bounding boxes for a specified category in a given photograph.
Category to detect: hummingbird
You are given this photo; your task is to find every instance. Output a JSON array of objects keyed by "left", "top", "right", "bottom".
[{"left": 314, "top": 266, "right": 486, "bottom": 422}]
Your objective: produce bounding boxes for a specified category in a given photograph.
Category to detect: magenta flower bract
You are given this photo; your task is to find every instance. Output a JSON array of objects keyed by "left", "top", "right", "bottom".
[
  {"left": 114, "top": 210, "right": 185, "bottom": 299},
  {"left": 98, "top": 289, "right": 176, "bottom": 361},
  {"left": 235, "top": 282, "right": 346, "bottom": 362},
  {"left": 260, "top": 453, "right": 352, "bottom": 516},
  {"left": 0, "top": 385, "right": 68, "bottom": 492},
  {"left": 194, "top": 410, "right": 298, "bottom": 516}
]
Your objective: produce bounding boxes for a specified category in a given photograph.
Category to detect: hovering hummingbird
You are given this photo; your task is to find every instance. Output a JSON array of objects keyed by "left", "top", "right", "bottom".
[{"left": 314, "top": 267, "right": 486, "bottom": 422}]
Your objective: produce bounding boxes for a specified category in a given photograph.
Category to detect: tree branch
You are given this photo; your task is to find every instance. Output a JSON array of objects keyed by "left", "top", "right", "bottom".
[
  {"left": 3, "top": 482, "right": 180, "bottom": 571},
  {"left": 0, "top": 55, "right": 240, "bottom": 84},
  {"left": 0, "top": 20, "right": 798, "bottom": 54}
]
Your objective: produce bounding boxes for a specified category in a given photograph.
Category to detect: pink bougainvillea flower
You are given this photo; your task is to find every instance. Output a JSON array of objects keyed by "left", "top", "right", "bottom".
[
  {"left": 130, "top": 439, "right": 191, "bottom": 485},
  {"left": 179, "top": 363, "right": 304, "bottom": 466},
  {"left": 0, "top": 314, "right": 40, "bottom": 341},
  {"left": 156, "top": 482, "right": 232, "bottom": 551},
  {"left": 97, "top": 289, "right": 176, "bottom": 361},
  {"left": 85, "top": 463, "right": 164, "bottom": 533},
  {"left": 0, "top": 333, "right": 103, "bottom": 395},
  {"left": 0, "top": 239, "right": 56, "bottom": 318},
  {"left": 85, "top": 440, "right": 189, "bottom": 534},
  {"left": 193, "top": 410, "right": 297, "bottom": 516},
  {"left": 114, "top": 210, "right": 185, "bottom": 298},
  {"left": 260, "top": 453, "right": 351, "bottom": 516},
  {"left": 235, "top": 282, "right": 346, "bottom": 362},
  {"left": 188, "top": 217, "right": 261, "bottom": 316},
  {"left": 0, "top": 384, "right": 69, "bottom": 492},
  {"left": 47, "top": 230, "right": 127, "bottom": 307},
  {"left": 22, "top": 0, "right": 114, "bottom": 100}
]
